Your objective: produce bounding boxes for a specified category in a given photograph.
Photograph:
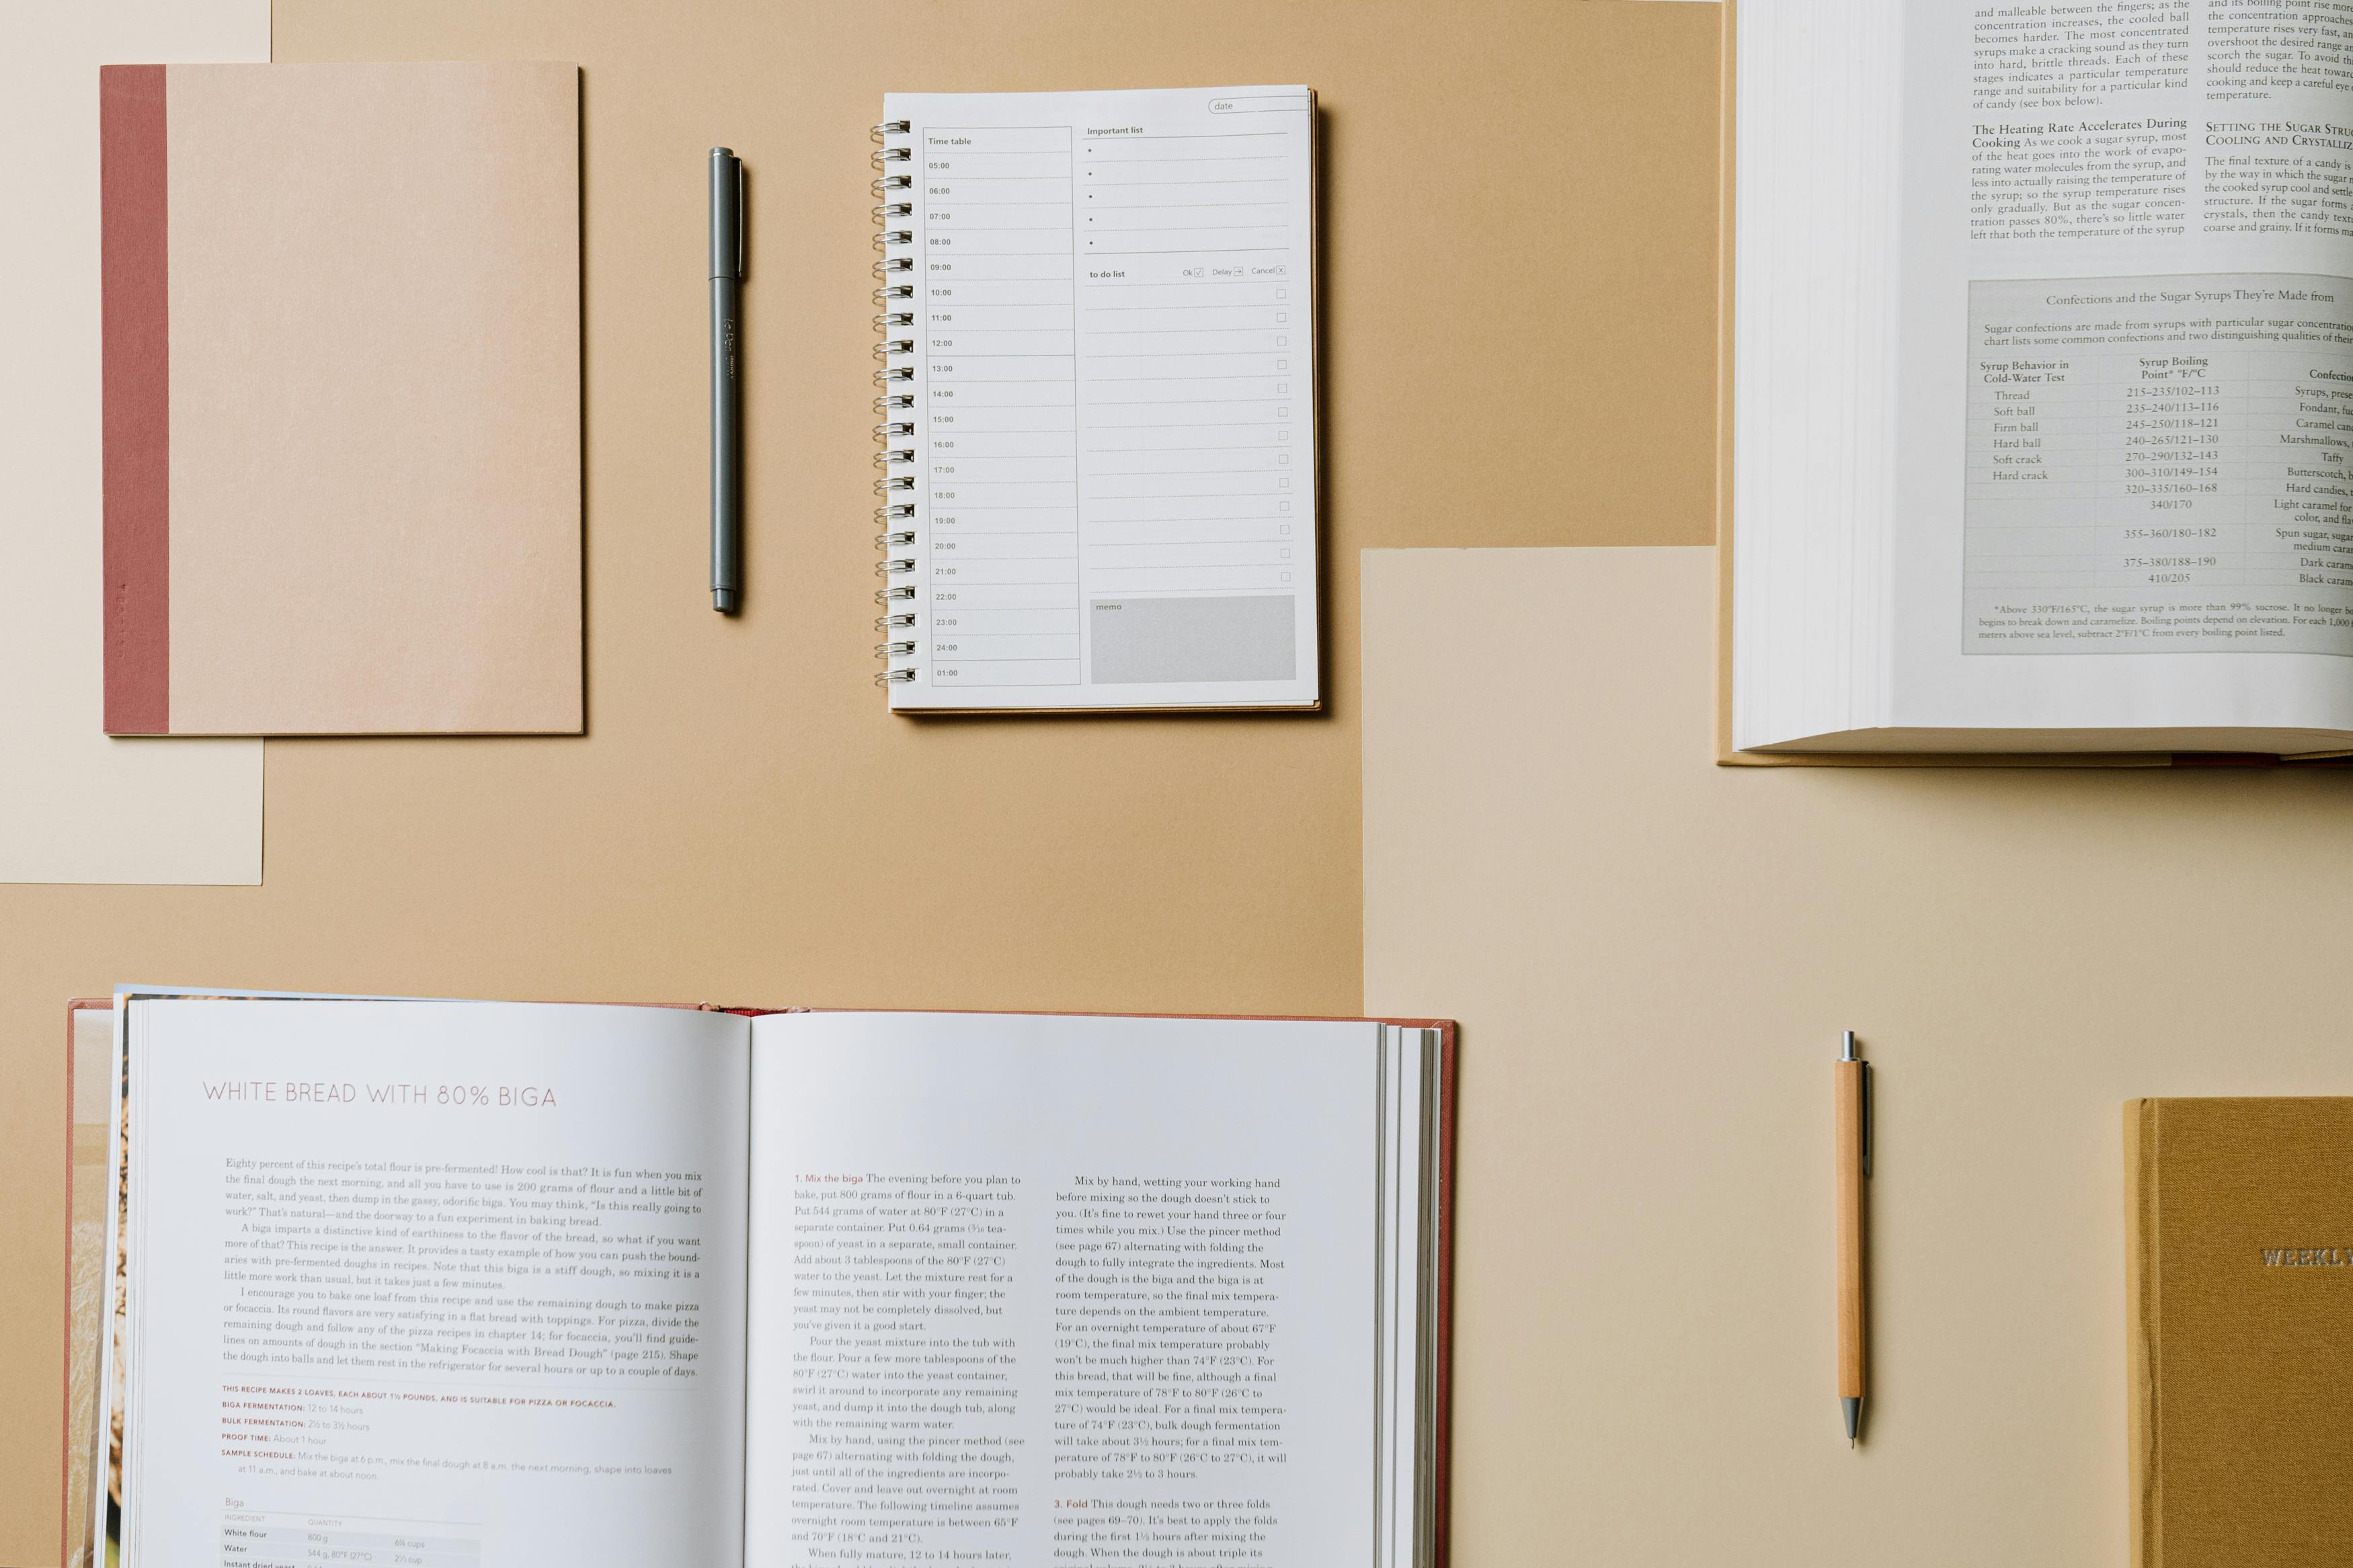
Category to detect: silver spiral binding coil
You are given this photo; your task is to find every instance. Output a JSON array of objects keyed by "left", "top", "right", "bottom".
[{"left": 873, "top": 118, "right": 920, "bottom": 690}]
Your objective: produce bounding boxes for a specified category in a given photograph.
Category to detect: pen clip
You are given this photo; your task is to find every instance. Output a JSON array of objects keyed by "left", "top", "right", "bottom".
[{"left": 735, "top": 161, "right": 747, "bottom": 280}]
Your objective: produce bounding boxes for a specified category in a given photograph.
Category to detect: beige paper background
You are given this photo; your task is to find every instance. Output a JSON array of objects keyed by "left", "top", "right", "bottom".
[
  {"left": 1364, "top": 546, "right": 2353, "bottom": 1565},
  {"left": 0, "top": 2, "right": 263, "bottom": 883},
  {"left": 165, "top": 62, "right": 584, "bottom": 735},
  {"left": 0, "top": 3, "right": 1722, "bottom": 1559}
]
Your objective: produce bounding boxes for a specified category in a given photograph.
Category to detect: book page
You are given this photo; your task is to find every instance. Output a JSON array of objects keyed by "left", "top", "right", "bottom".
[
  {"left": 741, "top": 1012, "right": 1406, "bottom": 1567},
  {"left": 878, "top": 88, "right": 1319, "bottom": 712},
  {"left": 1890, "top": 1, "right": 2353, "bottom": 732},
  {"left": 110, "top": 998, "right": 751, "bottom": 1568}
]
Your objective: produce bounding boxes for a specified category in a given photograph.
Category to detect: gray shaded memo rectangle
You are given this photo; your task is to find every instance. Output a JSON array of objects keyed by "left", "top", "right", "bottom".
[{"left": 1090, "top": 595, "right": 1296, "bottom": 684}]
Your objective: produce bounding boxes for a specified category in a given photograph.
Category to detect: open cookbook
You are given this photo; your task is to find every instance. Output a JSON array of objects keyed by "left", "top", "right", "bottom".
[
  {"left": 89, "top": 993, "right": 1451, "bottom": 1568},
  {"left": 1729, "top": 1, "right": 2353, "bottom": 759}
]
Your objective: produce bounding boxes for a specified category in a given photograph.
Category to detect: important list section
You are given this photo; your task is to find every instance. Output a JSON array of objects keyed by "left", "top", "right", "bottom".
[
  {"left": 1964, "top": 273, "right": 2353, "bottom": 655},
  {"left": 1075, "top": 119, "right": 1304, "bottom": 688},
  {"left": 911, "top": 94, "right": 1313, "bottom": 696}
]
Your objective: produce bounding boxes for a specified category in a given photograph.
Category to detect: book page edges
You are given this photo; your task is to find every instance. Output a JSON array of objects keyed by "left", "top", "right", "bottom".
[{"left": 2124, "top": 1100, "right": 2159, "bottom": 1568}]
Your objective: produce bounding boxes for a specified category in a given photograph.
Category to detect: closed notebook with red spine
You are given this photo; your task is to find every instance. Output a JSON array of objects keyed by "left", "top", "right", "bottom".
[{"left": 99, "top": 62, "right": 582, "bottom": 737}]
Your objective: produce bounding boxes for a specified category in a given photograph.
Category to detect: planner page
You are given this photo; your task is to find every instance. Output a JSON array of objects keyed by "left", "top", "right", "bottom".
[
  {"left": 877, "top": 88, "right": 1319, "bottom": 710},
  {"left": 108, "top": 997, "right": 754, "bottom": 1568}
]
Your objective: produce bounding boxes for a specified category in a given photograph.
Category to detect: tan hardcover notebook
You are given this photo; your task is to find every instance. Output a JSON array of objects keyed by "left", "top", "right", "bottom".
[
  {"left": 99, "top": 62, "right": 582, "bottom": 736},
  {"left": 2125, "top": 1098, "right": 2353, "bottom": 1567}
]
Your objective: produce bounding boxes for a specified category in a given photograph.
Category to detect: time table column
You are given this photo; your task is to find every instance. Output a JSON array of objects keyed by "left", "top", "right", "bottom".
[{"left": 918, "top": 126, "right": 1080, "bottom": 688}]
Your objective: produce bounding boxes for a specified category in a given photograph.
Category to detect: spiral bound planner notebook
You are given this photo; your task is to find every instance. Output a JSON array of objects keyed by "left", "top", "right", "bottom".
[{"left": 873, "top": 88, "right": 1320, "bottom": 712}]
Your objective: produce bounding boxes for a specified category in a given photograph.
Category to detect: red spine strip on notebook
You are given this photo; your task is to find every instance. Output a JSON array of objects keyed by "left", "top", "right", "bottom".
[{"left": 101, "top": 65, "right": 171, "bottom": 736}]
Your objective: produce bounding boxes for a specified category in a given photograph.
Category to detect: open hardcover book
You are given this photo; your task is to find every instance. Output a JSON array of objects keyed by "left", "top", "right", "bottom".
[
  {"left": 1729, "top": 1, "right": 2353, "bottom": 759},
  {"left": 97, "top": 993, "right": 1449, "bottom": 1568}
]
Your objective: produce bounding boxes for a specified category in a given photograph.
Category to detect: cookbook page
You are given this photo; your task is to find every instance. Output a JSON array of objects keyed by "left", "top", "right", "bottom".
[
  {"left": 1893, "top": 1, "right": 2353, "bottom": 732},
  {"left": 741, "top": 1011, "right": 1392, "bottom": 1566},
  {"left": 110, "top": 997, "right": 752, "bottom": 1568}
]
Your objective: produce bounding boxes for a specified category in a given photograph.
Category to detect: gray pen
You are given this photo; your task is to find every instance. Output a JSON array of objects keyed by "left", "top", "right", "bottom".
[{"left": 709, "top": 147, "right": 744, "bottom": 614}]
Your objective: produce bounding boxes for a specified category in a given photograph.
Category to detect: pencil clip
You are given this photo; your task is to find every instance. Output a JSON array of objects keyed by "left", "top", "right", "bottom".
[
  {"left": 1864, "top": 1067, "right": 1882, "bottom": 1175},
  {"left": 1861, "top": 1062, "right": 1873, "bottom": 1179},
  {"left": 1841, "top": 1030, "right": 1872, "bottom": 1179}
]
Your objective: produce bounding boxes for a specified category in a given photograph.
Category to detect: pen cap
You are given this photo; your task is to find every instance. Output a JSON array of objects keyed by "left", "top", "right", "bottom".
[{"left": 709, "top": 148, "right": 743, "bottom": 280}]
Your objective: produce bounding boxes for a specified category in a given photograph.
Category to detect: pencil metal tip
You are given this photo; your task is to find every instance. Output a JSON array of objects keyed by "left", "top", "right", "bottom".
[{"left": 1842, "top": 1396, "right": 1862, "bottom": 1446}]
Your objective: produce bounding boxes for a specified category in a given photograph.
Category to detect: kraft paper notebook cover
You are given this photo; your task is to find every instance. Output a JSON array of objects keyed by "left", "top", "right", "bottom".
[
  {"left": 99, "top": 62, "right": 582, "bottom": 737},
  {"left": 1714, "top": 2, "right": 2353, "bottom": 767},
  {"left": 88, "top": 991, "right": 1452, "bottom": 1568},
  {"left": 2124, "top": 1098, "right": 2353, "bottom": 1568}
]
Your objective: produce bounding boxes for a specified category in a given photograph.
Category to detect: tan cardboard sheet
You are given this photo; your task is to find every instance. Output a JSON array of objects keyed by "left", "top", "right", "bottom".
[
  {"left": 1365, "top": 546, "right": 2353, "bottom": 1565},
  {"left": 0, "top": 1, "right": 262, "bottom": 882},
  {"left": 0, "top": 2, "right": 1724, "bottom": 1557}
]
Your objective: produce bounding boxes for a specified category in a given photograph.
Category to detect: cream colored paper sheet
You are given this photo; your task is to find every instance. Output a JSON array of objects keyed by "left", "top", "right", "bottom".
[
  {"left": 0, "top": 1, "right": 262, "bottom": 882},
  {"left": 1363, "top": 546, "right": 2353, "bottom": 1565}
]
